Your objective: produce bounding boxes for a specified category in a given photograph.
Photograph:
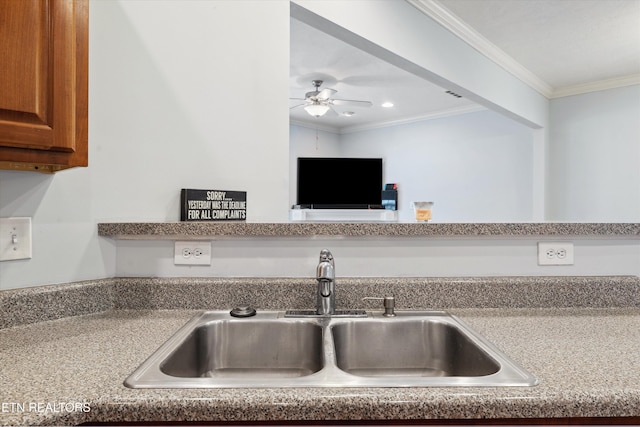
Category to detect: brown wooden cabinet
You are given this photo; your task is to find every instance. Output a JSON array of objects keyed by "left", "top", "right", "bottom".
[{"left": 0, "top": 0, "right": 88, "bottom": 173}]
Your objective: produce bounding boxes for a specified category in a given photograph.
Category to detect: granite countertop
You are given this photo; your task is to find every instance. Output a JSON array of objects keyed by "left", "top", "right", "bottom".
[
  {"left": 97, "top": 222, "right": 640, "bottom": 239},
  {"left": 2, "top": 306, "right": 640, "bottom": 425}
]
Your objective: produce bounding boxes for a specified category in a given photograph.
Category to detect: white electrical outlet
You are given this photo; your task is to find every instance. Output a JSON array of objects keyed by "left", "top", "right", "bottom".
[
  {"left": 538, "top": 242, "right": 574, "bottom": 265},
  {"left": 174, "top": 241, "right": 211, "bottom": 265},
  {"left": 0, "top": 217, "right": 32, "bottom": 261}
]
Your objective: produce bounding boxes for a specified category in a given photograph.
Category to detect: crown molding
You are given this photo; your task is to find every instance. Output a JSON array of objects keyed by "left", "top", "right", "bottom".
[
  {"left": 289, "top": 119, "right": 340, "bottom": 134},
  {"left": 407, "top": 0, "right": 640, "bottom": 100},
  {"left": 291, "top": 105, "right": 486, "bottom": 134},
  {"left": 550, "top": 74, "right": 640, "bottom": 99},
  {"left": 339, "top": 105, "right": 486, "bottom": 134},
  {"left": 407, "top": 0, "right": 555, "bottom": 98}
]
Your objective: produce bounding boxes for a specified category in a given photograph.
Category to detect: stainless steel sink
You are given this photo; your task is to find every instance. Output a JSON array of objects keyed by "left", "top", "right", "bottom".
[
  {"left": 331, "top": 318, "right": 500, "bottom": 378},
  {"left": 160, "top": 319, "right": 323, "bottom": 379},
  {"left": 125, "top": 310, "right": 538, "bottom": 388}
]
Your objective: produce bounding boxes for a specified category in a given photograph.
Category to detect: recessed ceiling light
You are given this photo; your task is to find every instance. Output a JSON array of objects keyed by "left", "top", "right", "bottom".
[
  {"left": 342, "top": 111, "right": 355, "bottom": 117},
  {"left": 381, "top": 102, "right": 394, "bottom": 108}
]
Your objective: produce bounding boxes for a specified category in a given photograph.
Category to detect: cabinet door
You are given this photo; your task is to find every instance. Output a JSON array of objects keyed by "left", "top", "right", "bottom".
[{"left": 0, "top": 0, "right": 88, "bottom": 172}]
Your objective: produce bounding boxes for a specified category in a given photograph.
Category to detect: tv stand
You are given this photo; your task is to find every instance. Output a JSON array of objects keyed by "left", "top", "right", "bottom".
[{"left": 289, "top": 208, "right": 398, "bottom": 222}]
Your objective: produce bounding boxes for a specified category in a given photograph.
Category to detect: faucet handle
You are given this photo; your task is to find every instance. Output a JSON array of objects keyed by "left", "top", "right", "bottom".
[{"left": 362, "top": 296, "right": 396, "bottom": 317}]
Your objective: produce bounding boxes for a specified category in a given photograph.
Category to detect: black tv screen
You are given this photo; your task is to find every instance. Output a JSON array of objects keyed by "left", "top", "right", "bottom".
[{"left": 297, "top": 157, "right": 383, "bottom": 208}]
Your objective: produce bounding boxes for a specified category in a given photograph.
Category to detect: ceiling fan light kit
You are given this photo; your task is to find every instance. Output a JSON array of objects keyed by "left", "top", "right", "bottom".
[
  {"left": 304, "top": 103, "right": 330, "bottom": 117},
  {"left": 291, "top": 80, "right": 373, "bottom": 119}
]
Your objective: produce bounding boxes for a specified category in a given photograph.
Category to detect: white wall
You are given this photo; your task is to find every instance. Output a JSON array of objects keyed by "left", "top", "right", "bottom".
[
  {"left": 547, "top": 85, "right": 640, "bottom": 221},
  {"left": 0, "top": 1, "right": 637, "bottom": 290},
  {"left": 114, "top": 237, "right": 640, "bottom": 279},
  {"left": 334, "top": 110, "right": 535, "bottom": 222},
  {"left": 0, "top": 0, "right": 290, "bottom": 289}
]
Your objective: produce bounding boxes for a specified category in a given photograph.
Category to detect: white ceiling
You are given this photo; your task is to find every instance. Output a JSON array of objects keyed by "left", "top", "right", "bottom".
[
  {"left": 290, "top": 0, "right": 640, "bottom": 132},
  {"left": 434, "top": 0, "right": 640, "bottom": 91},
  {"left": 289, "top": 18, "right": 481, "bottom": 133}
]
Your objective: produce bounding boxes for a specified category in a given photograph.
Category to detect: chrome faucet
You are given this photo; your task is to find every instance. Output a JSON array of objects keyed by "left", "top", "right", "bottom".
[
  {"left": 284, "top": 249, "right": 365, "bottom": 318},
  {"left": 316, "top": 249, "right": 335, "bottom": 315}
]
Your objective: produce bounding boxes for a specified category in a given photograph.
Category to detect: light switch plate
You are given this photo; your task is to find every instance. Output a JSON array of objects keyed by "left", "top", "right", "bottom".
[{"left": 0, "top": 217, "right": 32, "bottom": 261}]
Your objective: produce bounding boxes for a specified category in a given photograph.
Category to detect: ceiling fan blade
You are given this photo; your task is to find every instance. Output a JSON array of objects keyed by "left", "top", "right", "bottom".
[
  {"left": 289, "top": 103, "right": 306, "bottom": 110},
  {"left": 316, "top": 88, "right": 337, "bottom": 100},
  {"left": 330, "top": 99, "right": 373, "bottom": 108},
  {"left": 289, "top": 97, "right": 307, "bottom": 101}
]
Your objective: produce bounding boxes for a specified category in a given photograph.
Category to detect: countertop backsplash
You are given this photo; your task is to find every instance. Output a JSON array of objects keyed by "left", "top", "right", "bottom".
[{"left": 2, "top": 276, "right": 639, "bottom": 329}]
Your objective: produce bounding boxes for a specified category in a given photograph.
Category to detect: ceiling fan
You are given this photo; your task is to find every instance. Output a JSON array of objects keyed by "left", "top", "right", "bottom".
[{"left": 290, "top": 80, "right": 373, "bottom": 118}]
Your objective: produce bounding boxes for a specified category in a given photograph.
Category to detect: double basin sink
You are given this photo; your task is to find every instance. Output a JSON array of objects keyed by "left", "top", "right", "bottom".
[{"left": 125, "top": 310, "right": 538, "bottom": 388}]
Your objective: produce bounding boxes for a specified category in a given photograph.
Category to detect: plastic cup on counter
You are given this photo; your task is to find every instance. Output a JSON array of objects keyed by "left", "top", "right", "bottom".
[{"left": 412, "top": 201, "right": 434, "bottom": 221}]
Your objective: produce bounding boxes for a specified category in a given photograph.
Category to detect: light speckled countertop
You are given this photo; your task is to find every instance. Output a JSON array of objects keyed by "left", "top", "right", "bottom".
[
  {"left": 2, "top": 278, "right": 640, "bottom": 425},
  {"left": 2, "top": 308, "right": 640, "bottom": 426},
  {"left": 97, "top": 221, "right": 640, "bottom": 239}
]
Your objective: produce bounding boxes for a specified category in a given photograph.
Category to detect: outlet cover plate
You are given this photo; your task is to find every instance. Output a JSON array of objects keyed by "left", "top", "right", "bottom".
[
  {"left": 174, "top": 241, "right": 212, "bottom": 265},
  {"left": 538, "top": 242, "right": 574, "bottom": 265},
  {"left": 0, "top": 217, "right": 32, "bottom": 261}
]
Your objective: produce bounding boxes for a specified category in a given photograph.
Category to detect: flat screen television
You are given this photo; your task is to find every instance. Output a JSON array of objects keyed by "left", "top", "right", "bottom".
[{"left": 296, "top": 157, "right": 383, "bottom": 209}]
